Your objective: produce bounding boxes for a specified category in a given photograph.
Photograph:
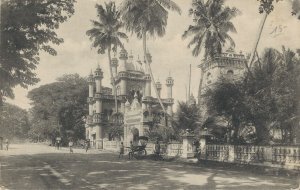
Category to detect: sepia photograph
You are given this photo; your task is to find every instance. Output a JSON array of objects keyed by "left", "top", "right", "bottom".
[{"left": 1, "top": 0, "right": 300, "bottom": 189}]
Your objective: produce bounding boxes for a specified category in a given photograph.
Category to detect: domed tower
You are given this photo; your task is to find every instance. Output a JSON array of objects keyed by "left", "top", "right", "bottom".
[
  {"left": 94, "top": 65, "right": 104, "bottom": 149},
  {"left": 166, "top": 75, "right": 174, "bottom": 115},
  {"left": 111, "top": 57, "right": 118, "bottom": 78},
  {"left": 155, "top": 80, "right": 162, "bottom": 98},
  {"left": 87, "top": 70, "right": 94, "bottom": 116},
  {"left": 119, "top": 49, "right": 128, "bottom": 95}
]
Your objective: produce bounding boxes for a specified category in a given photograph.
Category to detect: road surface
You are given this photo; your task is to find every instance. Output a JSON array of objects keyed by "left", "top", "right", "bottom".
[{"left": 0, "top": 144, "right": 298, "bottom": 190}]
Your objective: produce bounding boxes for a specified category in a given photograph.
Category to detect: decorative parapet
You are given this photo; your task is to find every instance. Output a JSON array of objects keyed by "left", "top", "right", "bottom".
[
  {"left": 141, "top": 97, "right": 173, "bottom": 106},
  {"left": 115, "top": 71, "right": 147, "bottom": 83},
  {"left": 93, "top": 113, "right": 107, "bottom": 124},
  {"left": 199, "top": 52, "right": 247, "bottom": 72}
]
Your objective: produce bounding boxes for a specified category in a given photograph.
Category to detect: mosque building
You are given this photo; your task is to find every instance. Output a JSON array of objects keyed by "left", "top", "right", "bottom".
[{"left": 85, "top": 49, "right": 174, "bottom": 149}]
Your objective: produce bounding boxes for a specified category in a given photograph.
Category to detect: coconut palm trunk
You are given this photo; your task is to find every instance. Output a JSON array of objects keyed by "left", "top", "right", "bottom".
[
  {"left": 197, "top": 67, "right": 204, "bottom": 105},
  {"left": 108, "top": 46, "right": 118, "bottom": 113},
  {"left": 247, "top": 12, "right": 268, "bottom": 70},
  {"left": 143, "top": 30, "right": 167, "bottom": 114}
]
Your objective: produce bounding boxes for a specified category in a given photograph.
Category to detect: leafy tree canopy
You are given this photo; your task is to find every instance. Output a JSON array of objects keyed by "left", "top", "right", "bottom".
[
  {"left": 0, "top": 103, "right": 30, "bottom": 141},
  {"left": 0, "top": 0, "right": 76, "bottom": 106},
  {"left": 204, "top": 47, "right": 300, "bottom": 145},
  {"left": 27, "top": 74, "right": 88, "bottom": 144}
]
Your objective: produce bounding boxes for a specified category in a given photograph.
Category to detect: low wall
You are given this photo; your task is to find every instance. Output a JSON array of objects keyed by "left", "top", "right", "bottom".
[
  {"left": 203, "top": 145, "right": 300, "bottom": 170},
  {"left": 103, "top": 141, "right": 299, "bottom": 170}
]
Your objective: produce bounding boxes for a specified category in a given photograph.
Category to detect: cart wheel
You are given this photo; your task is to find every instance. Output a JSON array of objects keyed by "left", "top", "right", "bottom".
[{"left": 138, "top": 150, "right": 147, "bottom": 156}]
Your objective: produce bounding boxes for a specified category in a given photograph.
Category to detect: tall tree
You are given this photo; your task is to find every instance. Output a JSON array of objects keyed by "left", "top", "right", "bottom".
[
  {"left": 174, "top": 101, "right": 201, "bottom": 134},
  {"left": 205, "top": 48, "right": 300, "bottom": 145},
  {"left": 182, "top": 0, "right": 239, "bottom": 105},
  {"left": 28, "top": 74, "right": 88, "bottom": 144},
  {"left": 0, "top": 0, "right": 76, "bottom": 106},
  {"left": 86, "top": 2, "right": 128, "bottom": 113},
  {"left": 247, "top": 0, "right": 300, "bottom": 73},
  {"left": 120, "top": 0, "right": 181, "bottom": 114},
  {"left": 0, "top": 103, "right": 30, "bottom": 140}
]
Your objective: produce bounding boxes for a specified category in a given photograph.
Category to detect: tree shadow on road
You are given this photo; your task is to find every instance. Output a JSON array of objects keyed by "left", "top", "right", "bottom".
[{"left": 1, "top": 152, "right": 298, "bottom": 190}]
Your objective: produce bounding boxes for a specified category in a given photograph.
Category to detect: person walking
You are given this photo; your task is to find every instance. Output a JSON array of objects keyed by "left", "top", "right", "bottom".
[
  {"left": 5, "top": 139, "right": 9, "bottom": 151},
  {"left": 154, "top": 140, "right": 161, "bottom": 160},
  {"left": 69, "top": 140, "right": 73, "bottom": 153},
  {"left": 128, "top": 141, "right": 134, "bottom": 159},
  {"left": 119, "top": 142, "right": 124, "bottom": 158},
  {"left": 85, "top": 140, "right": 89, "bottom": 153}
]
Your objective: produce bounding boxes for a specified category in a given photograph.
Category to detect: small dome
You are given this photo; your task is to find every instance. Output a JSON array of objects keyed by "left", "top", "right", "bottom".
[{"left": 125, "top": 61, "right": 136, "bottom": 71}]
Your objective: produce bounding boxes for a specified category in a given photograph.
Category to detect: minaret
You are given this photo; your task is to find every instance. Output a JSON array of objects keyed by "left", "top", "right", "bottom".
[
  {"left": 119, "top": 49, "right": 128, "bottom": 113},
  {"left": 87, "top": 70, "right": 94, "bottom": 116},
  {"left": 94, "top": 65, "right": 104, "bottom": 149},
  {"left": 119, "top": 48, "right": 128, "bottom": 73},
  {"left": 144, "top": 52, "right": 152, "bottom": 97},
  {"left": 155, "top": 80, "right": 162, "bottom": 98},
  {"left": 111, "top": 57, "right": 118, "bottom": 78},
  {"left": 166, "top": 75, "right": 174, "bottom": 115}
]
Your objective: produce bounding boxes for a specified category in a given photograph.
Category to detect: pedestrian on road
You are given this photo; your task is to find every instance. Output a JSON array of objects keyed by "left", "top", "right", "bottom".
[
  {"left": 154, "top": 140, "right": 161, "bottom": 160},
  {"left": 119, "top": 142, "right": 124, "bottom": 158},
  {"left": 85, "top": 140, "right": 89, "bottom": 152},
  {"left": 129, "top": 141, "right": 134, "bottom": 159},
  {"left": 5, "top": 139, "right": 9, "bottom": 151},
  {"left": 69, "top": 140, "right": 74, "bottom": 153}
]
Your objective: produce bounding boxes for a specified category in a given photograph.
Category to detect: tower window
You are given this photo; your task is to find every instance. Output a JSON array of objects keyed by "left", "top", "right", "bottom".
[
  {"left": 116, "top": 86, "right": 121, "bottom": 95},
  {"left": 227, "top": 70, "right": 234, "bottom": 75},
  {"left": 206, "top": 72, "right": 212, "bottom": 84},
  {"left": 227, "top": 70, "right": 234, "bottom": 79}
]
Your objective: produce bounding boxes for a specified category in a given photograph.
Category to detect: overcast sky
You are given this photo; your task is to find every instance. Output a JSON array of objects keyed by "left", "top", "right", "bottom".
[{"left": 7, "top": 0, "right": 300, "bottom": 110}]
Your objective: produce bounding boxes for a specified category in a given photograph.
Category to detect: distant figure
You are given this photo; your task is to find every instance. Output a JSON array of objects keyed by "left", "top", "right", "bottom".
[
  {"left": 5, "top": 139, "right": 9, "bottom": 151},
  {"left": 85, "top": 140, "right": 89, "bottom": 153},
  {"left": 69, "top": 140, "right": 73, "bottom": 153},
  {"left": 56, "top": 140, "right": 61, "bottom": 150},
  {"left": 193, "top": 140, "right": 200, "bottom": 157},
  {"left": 129, "top": 141, "right": 134, "bottom": 159},
  {"left": 154, "top": 140, "right": 161, "bottom": 160},
  {"left": 119, "top": 142, "right": 124, "bottom": 158}
]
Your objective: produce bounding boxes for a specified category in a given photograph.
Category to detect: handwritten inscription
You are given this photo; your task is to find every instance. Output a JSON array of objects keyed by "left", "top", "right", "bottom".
[{"left": 269, "top": 24, "right": 287, "bottom": 38}]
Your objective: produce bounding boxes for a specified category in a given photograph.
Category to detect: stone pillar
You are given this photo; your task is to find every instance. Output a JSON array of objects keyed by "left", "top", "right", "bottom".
[
  {"left": 155, "top": 81, "right": 162, "bottom": 98},
  {"left": 120, "top": 80, "right": 127, "bottom": 95},
  {"left": 95, "top": 100, "right": 102, "bottom": 114},
  {"left": 111, "top": 57, "right": 118, "bottom": 78},
  {"left": 89, "top": 104, "right": 93, "bottom": 116},
  {"left": 199, "top": 136, "right": 206, "bottom": 159},
  {"left": 95, "top": 125, "right": 103, "bottom": 149},
  {"left": 166, "top": 76, "right": 174, "bottom": 116},
  {"left": 145, "top": 75, "right": 151, "bottom": 96},
  {"left": 181, "top": 132, "right": 195, "bottom": 158}
]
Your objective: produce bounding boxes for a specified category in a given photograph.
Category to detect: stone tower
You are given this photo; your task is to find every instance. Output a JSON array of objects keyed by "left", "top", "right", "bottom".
[{"left": 166, "top": 75, "right": 174, "bottom": 116}]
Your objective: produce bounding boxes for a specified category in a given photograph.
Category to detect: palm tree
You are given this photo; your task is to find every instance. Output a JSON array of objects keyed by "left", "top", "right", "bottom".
[
  {"left": 86, "top": 2, "right": 128, "bottom": 113},
  {"left": 119, "top": 0, "right": 181, "bottom": 114},
  {"left": 182, "top": 0, "right": 239, "bottom": 105},
  {"left": 248, "top": 0, "right": 300, "bottom": 75}
]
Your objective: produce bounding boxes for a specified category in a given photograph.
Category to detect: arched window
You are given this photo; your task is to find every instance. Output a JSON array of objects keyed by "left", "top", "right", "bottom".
[
  {"left": 227, "top": 70, "right": 234, "bottom": 75},
  {"left": 227, "top": 70, "right": 234, "bottom": 79},
  {"left": 116, "top": 86, "right": 121, "bottom": 95},
  {"left": 206, "top": 72, "right": 212, "bottom": 84}
]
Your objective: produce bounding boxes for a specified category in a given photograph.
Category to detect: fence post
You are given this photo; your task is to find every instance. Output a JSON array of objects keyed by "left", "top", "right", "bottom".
[{"left": 228, "top": 145, "right": 235, "bottom": 162}]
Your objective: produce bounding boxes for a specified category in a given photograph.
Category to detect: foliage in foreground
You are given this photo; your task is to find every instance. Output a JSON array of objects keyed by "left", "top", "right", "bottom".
[{"left": 0, "top": 0, "right": 76, "bottom": 106}]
